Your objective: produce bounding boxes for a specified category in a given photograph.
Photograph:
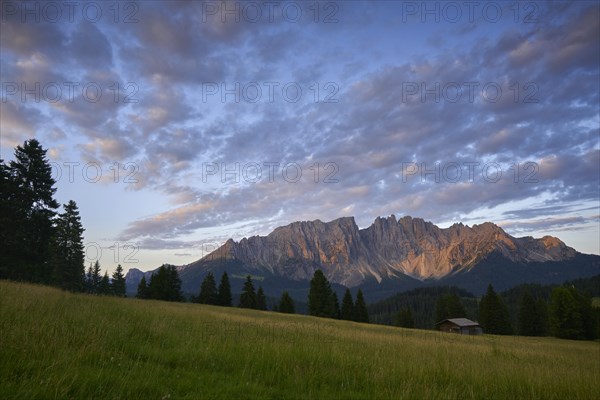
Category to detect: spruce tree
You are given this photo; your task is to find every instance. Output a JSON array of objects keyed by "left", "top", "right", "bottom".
[
  {"left": 239, "top": 275, "right": 257, "bottom": 309},
  {"left": 98, "top": 272, "right": 111, "bottom": 295},
  {"left": 256, "top": 287, "right": 267, "bottom": 310},
  {"left": 479, "top": 284, "right": 513, "bottom": 335},
  {"left": 534, "top": 298, "right": 549, "bottom": 336},
  {"left": 166, "top": 265, "right": 184, "bottom": 302},
  {"left": 198, "top": 272, "right": 218, "bottom": 304},
  {"left": 518, "top": 291, "right": 539, "bottom": 336},
  {"left": 147, "top": 265, "right": 183, "bottom": 302},
  {"left": 84, "top": 264, "right": 94, "bottom": 293},
  {"left": 395, "top": 307, "right": 415, "bottom": 328},
  {"left": 136, "top": 276, "right": 148, "bottom": 299},
  {"left": 341, "top": 289, "right": 354, "bottom": 321},
  {"left": 353, "top": 289, "right": 369, "bottom": 323},
  {"left": 308, "top": 270, "right": 334, "bottom": 317},
  {"left": 0, "top": 159, "right": 22, "bottom": 280},
  {"left": 91, "top": 261, "right": 102, "bottom": 293},
  {"left": 435, "top": 293, "right": 466, "bottom": 322},
  {"left": 549, "top": 287, "right": 595, "bottom": 340},
  {"left": 51, "top": 200, "right": 85, "bottom": 291},
  {"left": 278, "top": 291, "right": 295, "bottom": 314},
  {"left": 217, "top": 272, "right": 232, "bottom": 306},
  {"left": 328, "top": 291, "right": 340, "bottom": 319},
  {"left": 8, "top": 139, "right": 59, "bottom": 283},
  {"left": 111, "top": 264, "right": 126, "bottom": 297},
  {"left": 445, "top": 294, "right": 466, "bottom": 318}
]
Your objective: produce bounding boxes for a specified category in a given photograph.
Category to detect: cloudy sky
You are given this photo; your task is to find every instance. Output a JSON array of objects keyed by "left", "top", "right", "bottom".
[{"left": 1, "top": 1, "right": 598, "bottom": 273}]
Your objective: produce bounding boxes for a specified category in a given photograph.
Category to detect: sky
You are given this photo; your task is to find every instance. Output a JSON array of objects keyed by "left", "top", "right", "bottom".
[{"left": 1, "top": 1, "right": 599, "bottom": 274}]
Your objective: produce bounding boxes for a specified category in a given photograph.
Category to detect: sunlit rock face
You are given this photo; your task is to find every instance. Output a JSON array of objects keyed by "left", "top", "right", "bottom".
[{"left": 188, "top": 215, "right": 578, "bottom": 287}]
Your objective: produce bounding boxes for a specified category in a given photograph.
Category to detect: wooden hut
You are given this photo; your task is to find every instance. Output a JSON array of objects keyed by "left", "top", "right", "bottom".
[{"left": 435, "top": 318, "right": 482, "bottom": 335}]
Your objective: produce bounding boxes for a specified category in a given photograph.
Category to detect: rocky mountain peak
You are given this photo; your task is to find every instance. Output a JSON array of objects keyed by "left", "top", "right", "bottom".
[{"left": 184, "top": 215, "right": 580, "bottom": 287}]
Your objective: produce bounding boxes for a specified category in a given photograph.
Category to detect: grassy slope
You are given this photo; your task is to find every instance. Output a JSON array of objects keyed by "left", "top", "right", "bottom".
[{"left": 1, "top": 281, "right": 599, "bottom": 400}]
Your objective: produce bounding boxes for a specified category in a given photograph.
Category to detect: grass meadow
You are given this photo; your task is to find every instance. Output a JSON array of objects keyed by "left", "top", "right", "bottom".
[{"left": 1, "top": 281, "right": 599, "bottom": 399}]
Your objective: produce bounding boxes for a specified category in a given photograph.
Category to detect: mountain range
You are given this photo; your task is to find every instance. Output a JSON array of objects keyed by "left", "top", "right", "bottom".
[{"left": 125, "top": 215, "right": 599, "bottom": 302}]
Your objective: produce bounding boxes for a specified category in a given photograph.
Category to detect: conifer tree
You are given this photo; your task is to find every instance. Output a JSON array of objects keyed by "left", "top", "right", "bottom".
[
  {"left": 136, "top": 276, "right": 148, "bottom": 299},
  {"left": 479, "top": 284, "right": 512, "bottom": 335},
  {"left": 518, "top": 291, "right": 542, "bottom": 336},
  {"left": 308, "top": 270, "right": 334, "bottom": 317},
  {"left": 353, "top": 289, "right": 369, "bottom": 323},
  {"left": 51, "top": 200, "right": 85, "bottom": 291},
  {"left": 111, "top": 264, "right": 126, "bottom": 297},
  {"left": 147, "top": 265, "right": 183, "bottom": 302},
  {"left": 217, "top": 272, "right": 232, "bottom": 306},
  {"left": 328, "top": 291, "right": 340, "bottom": 319},
  {"left": 549, "top": 286, "right": 595, "bottom": 340},
  {"left": 239, "top": 275, "right": 257, "bottom": 309},
  {"left": 395, "top": 307, "right": 415, "bottom": 328},
  {"left": 98, "top": 271, "right": 111, "bottom": 295},
  {"left": 84, "top": 264, "right": 94, "bottom": 292},
  {"left": 341, "top": 289, "right": 354, "bottom": 321},
  {"left": 535, "top": 298, "right": 549, "bottom": 336},
  {"left": 435, "top": 293, "right": 466, "bottom": 322},
  {"left": 198, "top": 272, "right": 218, "bottom": 304},
  {"left": 91, "top": 261, "right": 102, "bottom": 293},
  {"left": 256, "top": 287, "right": 267, "bottom": 310},
  {"left": 278, "top": 291, "right": 295, "bottom": 314},
  {"left": 0, "top": 159, "right": 22, "bottom": 280},
  {"left": 7, "top": 139, "right": 59, "bottom": 283}
]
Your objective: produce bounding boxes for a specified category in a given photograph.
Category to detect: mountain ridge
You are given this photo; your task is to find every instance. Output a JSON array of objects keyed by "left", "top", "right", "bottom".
[
  {"left": 186, "top": 215, "right": 578, "bottom": 285},
  {"left": 125, "top": 215, "right": 597, "bottom": 300}
]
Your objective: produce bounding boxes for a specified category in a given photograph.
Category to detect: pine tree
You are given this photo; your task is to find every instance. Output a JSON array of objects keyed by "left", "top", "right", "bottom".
[
  {"left": 395, "top": 307, "right": 415, "bottom": 328},
  {"left": 479, "top": 284, "right": 513, "bottom": 335},
  {"left": 98, "top": 271, "right": 111, "bottom": 295},
  {"left": 549, "top": 286, "right": 595, "bottom": 340},
  {"left": 0, "top": 159, "right": 22, "bottom": 280},
  {"left": 239, "top": 275, "right": 257, "bottom": 309},
  {"left": 166, "top": 265, "right": 183, "bottom": 302},
  {"left": 147, "top": 265, "right": 183, "bottom": 302},
  {"left": 308, "top": 270, "right": 334, "bottom": 317},
  {"left": 111, "top": 264, "right": 126, "bottom": 297},
  {"left": 136, "top": 276, "right": 148, "bottom": 299},
  {"left": 84, "top": 264, "right": 94, "bottom": 292},
  {"left": 534, "top": 298, "right": 549, "bottom": 336},
  {"left": 327, "top": 291, "right": 340, "bottom": 319},
  {"left": 51, "top": 200, "right": 85, "bottom": 291},
  {"left": 353, "top": 289, "right": 369, "bottom": 323},
  {"left": 217, "top": 272, "right": 232, "bottom": 306},
  {"left": 341, "top": 289, "right": 354, "bottom": 321},
  {"left": 278, "top": 291, "right": 295, "bottom": 314},
  {"left": 256, "top": 287, "right": 267, "bottom": 310},
  {"left": 435, "top": 293, "right": 466, "bottom": 322},
  {"left": 198, "top": 272, "right": 218, "bottom": 304},
  {"left": 8, "top": 139, "right": 59, "bottom": 283},
  {"left": 91, "top": 261, "right": 102, "bottom": 293},
  {"left": 518, "top": 291, "right": 539, "bottom": 336}
]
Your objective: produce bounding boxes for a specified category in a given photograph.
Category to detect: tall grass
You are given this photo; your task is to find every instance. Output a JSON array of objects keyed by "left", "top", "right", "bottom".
[{"left": 1, "top": 281, "right": 599, "bottom": 399}]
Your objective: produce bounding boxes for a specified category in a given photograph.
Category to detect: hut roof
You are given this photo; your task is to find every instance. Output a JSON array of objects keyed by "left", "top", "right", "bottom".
[{"left": 435, "top": 318, "right": 480, "bottom": 327}]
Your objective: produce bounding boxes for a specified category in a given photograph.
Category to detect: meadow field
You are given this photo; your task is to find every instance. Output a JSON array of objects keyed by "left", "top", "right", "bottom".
[{"left": 1, "top": 281, "right": 599, "bottom": 399}]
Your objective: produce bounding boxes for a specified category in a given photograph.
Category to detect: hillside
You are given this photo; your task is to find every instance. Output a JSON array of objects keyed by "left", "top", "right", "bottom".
[{"left": 2, "top": 281, "right": 599, "bottom": 399}]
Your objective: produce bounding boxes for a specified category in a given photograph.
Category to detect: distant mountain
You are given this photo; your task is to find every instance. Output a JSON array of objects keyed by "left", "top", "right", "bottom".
[{"left": 125, "top": 215, "right": 599, "bottom": 301}]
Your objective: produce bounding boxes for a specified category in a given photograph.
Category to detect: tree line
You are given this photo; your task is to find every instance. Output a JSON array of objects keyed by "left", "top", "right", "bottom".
[
  {"left": 84, "top": 261, "right": 127, "bottom": 297},
  {"left": 393, "top": 282, "right": 599, "bottom": 340},
  {"left": 138, "top": 268, "right": 371, "bottom": 323}
]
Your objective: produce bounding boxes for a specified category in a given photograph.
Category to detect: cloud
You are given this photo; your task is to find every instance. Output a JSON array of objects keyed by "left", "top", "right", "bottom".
[
  {"left": 499, "top": 216, "right": 593, "bottom": 234},
  {"left": 1, "top": 1, "right": 597, "bottom": 256}
]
